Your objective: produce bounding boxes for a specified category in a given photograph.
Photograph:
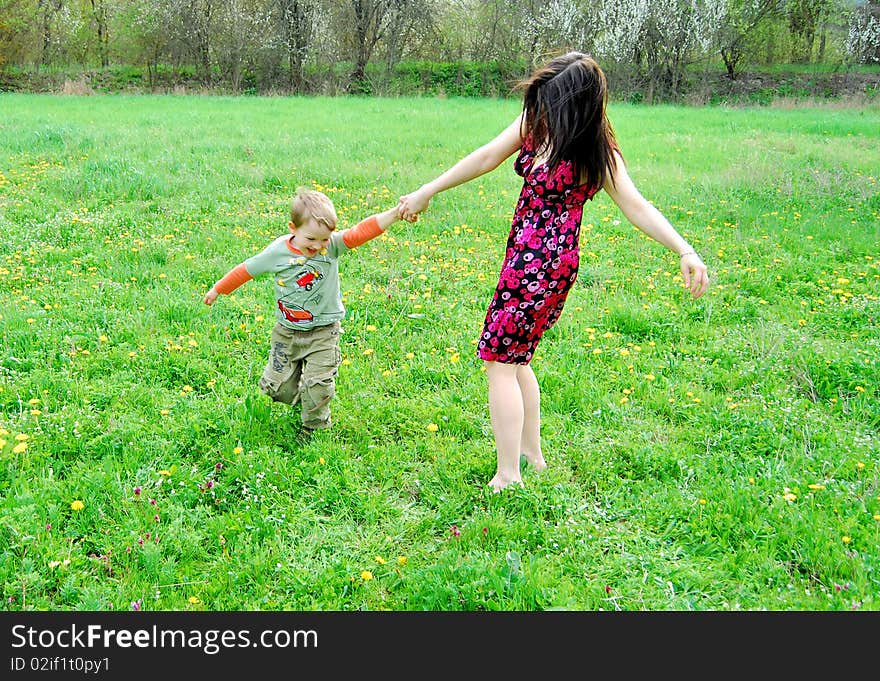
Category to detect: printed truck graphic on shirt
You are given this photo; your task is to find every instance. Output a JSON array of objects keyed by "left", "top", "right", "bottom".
[{"left": 295, "top": 264, "right": 324, "bottom": 291}]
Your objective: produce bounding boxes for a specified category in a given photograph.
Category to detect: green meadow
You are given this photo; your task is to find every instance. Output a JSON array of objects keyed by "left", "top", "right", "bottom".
[{"left": 0, "top": 94, "right": 877, "bottom": 611}]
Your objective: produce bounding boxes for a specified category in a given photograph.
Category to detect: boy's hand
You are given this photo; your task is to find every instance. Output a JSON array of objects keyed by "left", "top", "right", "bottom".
[
  {"left": 203, "top": 288, "right": 219, "bottom": 306},
  {"left": 397, "top": 198, "right": 418, "bottom": 223},
  {"left": 398, "top": 188, "right": 429, "bottom": 222}
]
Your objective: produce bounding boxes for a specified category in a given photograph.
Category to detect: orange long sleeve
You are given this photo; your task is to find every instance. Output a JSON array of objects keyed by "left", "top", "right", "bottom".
[
  {"left": 342, "top": 216, "right": 383, "bottom": 249},
  {"left": 214, "top": 263, "right": 253, "bottom": 294}
]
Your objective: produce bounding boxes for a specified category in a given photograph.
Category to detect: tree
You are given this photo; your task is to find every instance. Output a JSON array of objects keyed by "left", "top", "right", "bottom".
[
  {"left": 716, "top": 0, "right": 782, "bottom": 78},
  {"left": 595, "top": 0, "right": 727, "bottom": 101},
  {"left": 339, "top": 0, "right": 396, "bottom": 92},
  {"left": 786, "top": 0, "right": 834, "bottom": 62},
  {"left": 520, "top": 0, "right": 594, "bottom": 58},
  {"left": 381, "top": 0, "right": 436, "bottom": 74},
  {"left": 37, "top": 0, "right": 65, "bottom": 66},
  {"left": 846, "top": 0, "right": 880, "bottom": 63},
  {"left": 213, "top": 0, "right": 273, "bottom": 90},
  {"left": 274, "top": 0, "right": 317, "bottom": 91},
  {"left": 115, "top": 0, "right": 172, "bottom": 86},
  {"left": 0, "top": 0, "right": 33, "bottom": 69},
  {"left": 87, "top": 0, "right": 110, "bottom": 66}
]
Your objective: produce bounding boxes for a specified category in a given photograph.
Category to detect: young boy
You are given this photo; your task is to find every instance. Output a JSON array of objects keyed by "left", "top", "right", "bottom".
[{"left": 204, "top": 187, "right": 401, "bottom": 435}]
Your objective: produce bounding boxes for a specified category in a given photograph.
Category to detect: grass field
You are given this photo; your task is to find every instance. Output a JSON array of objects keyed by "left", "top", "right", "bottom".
[{"left": 0, "top": 94, "right": 877, "bottom": 611}]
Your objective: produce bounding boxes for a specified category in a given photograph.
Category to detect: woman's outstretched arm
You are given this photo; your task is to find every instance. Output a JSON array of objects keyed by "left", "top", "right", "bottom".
[
  {"left": 602, "top": 151, "right": 709, "bottom": 299},
  {"left": 399, "top": 114, "right": 525, "bottom": 219}
]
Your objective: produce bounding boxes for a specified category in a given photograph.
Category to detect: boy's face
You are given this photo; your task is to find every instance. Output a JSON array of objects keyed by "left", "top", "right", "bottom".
[{"left": 289, "top": 218, "right": 332, "bottom": 258}]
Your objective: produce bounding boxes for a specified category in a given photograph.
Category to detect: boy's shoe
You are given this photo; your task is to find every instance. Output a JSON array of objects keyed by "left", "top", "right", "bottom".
[{"left": 295, "top": 426, "right": 314, "bottom": 444}]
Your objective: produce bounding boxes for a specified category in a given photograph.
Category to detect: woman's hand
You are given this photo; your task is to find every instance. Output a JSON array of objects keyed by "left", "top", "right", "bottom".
[
  {"left": 398, "top": 187, "right": 431, "bottom": 222},
  {"left": 680, "top": 253, "right": 709, "bottom": 299}
]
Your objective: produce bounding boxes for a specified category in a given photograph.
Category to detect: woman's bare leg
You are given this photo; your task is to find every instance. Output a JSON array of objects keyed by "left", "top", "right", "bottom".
[
  {"left": 517, "top": 364, "right": 546, "bottom": 471},
  {"left": 484, "top": 360, "right": 524, "bottom": 491}
]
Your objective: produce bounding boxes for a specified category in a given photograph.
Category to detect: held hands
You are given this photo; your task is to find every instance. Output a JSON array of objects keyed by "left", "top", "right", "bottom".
[
  {"left": 398, "top": 188, "right": 431, "bottom": 223},
  {"left": 680, "top": 252, "right": 709, "bottom": 299}
]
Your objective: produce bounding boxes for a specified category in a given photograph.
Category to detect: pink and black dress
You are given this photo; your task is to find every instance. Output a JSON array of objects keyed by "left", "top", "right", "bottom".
[{"left": 477, "top": 136, "right": 599, "bottom": 365}]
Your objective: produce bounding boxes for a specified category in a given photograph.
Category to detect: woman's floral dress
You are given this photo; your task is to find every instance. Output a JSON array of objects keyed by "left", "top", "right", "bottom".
[{"left": 477, "top": 136, "right": 599, "bottom": 364}]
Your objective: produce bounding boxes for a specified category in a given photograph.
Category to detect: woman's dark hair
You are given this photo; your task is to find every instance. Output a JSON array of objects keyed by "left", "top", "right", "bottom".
[{"left": 519, "top": 52, "right": 619, "bottom": 190}]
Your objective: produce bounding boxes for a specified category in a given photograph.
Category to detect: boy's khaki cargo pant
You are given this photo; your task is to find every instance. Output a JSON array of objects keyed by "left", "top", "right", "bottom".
[{"left": 258, "top": 321, "right": 341, "bottom": 430}]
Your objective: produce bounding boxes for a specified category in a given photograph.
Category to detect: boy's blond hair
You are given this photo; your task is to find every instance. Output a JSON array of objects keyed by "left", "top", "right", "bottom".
[{"left": 290, "top": 187, "right": 338, "bottom": 231}]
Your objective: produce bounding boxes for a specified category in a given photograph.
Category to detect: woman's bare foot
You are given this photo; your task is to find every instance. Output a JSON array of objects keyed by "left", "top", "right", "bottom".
[
  {"left": 488, "top": 473, "right": 523, "bottom": 493},
  {"left": 522, "top": 452, "right": 547, "bottom": 472}
]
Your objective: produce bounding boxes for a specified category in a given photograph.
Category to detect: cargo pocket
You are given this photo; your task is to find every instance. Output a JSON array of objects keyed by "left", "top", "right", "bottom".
[{"left": 258, "top": 327, "right": 300, "bottom": 404}]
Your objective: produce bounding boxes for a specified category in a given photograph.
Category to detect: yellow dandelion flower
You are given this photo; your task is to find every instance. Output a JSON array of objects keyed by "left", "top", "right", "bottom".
[
  {"left": 70, "top": 500, "right": 84, "bottom": 511},
  {"left": 12, "top": 441, "right": 27, "bottom": 454},
  {"left": 366, "top": 324, "right": 377, "bottom": 332},
  {"left": 406, "top": 352, "right": 415, "bottom": 360},
  {"left": 188, "top": 596, "right": 200, "bottom": 604},
  {"left": 160, "top": 409, "right": 169, "bottom": 416},
  {"left": 233, "top": 446, "right": 243, "bottom": 455},
  {"left": 856, "top": 462, "right": 865, "bottom": 469},
  {"left": 808, "top": 484, "right": 825, "bottom": 490},
  {"left": 361, "top": 570, "right": 373, "bottom": 581},
  {"left": 426, "top": 423, "right": 439, "bottom": 432},
  {"left": 699, "top": 499, "right": 707, "bottom": 505},
  {"left": 319, "top": 457, "right": 326, "bottom": 465},
  {"left": 0, "top": 439, "right": 6, "bottom": 449},
  {"left": 363, "top": 348, "right": 374, "bottom": 356},
  {"left": 645, "top": 373, "right": 655, "bottom": 381},
  {"left": 398, "top": 556, "right": 407, "bottom": 566},
  {"left": 15, "top": 433, "right": 29, "bottom": 441},
  {"left": 28, "top": 398, "right": 40, "bottom": 405},
  {"left": 782, "top": 492, "right": 797, "bottom": 503},
  {"left": 842, "top": 536, "right": 851, "bottom": 544},
  {"left": 873, "top": 515, "right": 880, "bottom": 522},
  {"left": 374, "top": 556, "right": 386, "bottom": 564}
]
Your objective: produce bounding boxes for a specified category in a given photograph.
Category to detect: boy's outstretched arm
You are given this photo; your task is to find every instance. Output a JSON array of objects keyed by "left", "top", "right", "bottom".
[
  {"left": 203, "top": 263, "right": 253, "bottom": 305},
  {"left": 342, "top": 205, "right": 402, "bottom": 249}
]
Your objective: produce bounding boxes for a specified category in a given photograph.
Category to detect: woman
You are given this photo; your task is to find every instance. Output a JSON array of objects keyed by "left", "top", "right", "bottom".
[{"left": 399, "top": 52, "right": 709, "bottom": 491}]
